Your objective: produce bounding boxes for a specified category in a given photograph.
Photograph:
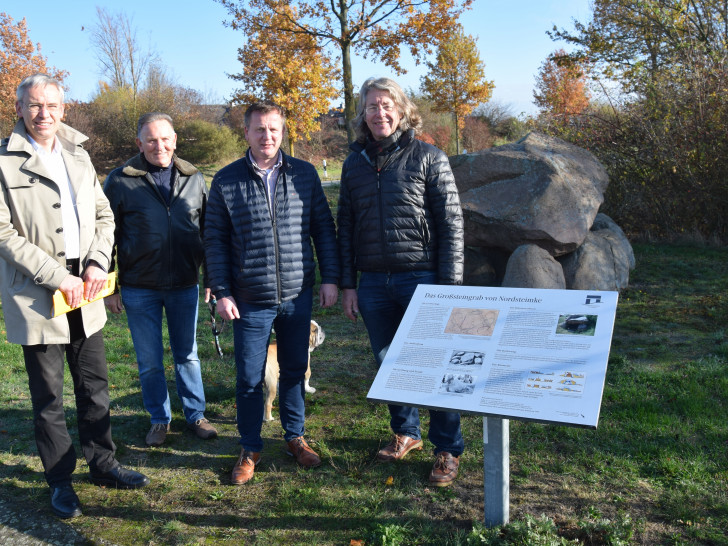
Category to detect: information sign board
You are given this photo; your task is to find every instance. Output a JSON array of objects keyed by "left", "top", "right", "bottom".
[{"left": 367, "top": 285, "right": 618, "bottom": 429}]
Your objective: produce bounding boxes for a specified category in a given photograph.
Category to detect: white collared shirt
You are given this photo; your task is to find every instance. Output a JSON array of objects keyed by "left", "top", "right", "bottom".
[
  {"left": 28, "top": 136, "right": 80, "bottom": 259},
  {"left": 250, "top": 150, "right": 283, "bottom": 215}
]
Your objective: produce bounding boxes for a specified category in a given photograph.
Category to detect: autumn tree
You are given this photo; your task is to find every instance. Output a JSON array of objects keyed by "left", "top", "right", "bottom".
[
  {"left": 549, "top": 0, "right": 728, "bottom": 93},
  {"left": 0, "top": 12, "right": 67, "bottom": 136},
  {"left": 547, "top": 0, "right": 728, "bottom": 241},
  {"left": 83, "top": 9, "right": 212, "bottom": 167},
  {"left": 217, "top": 0, "right": 473, "bottom": 143},
  {"left": 229, "top": 3, "right": 339, "bottom": 157},
  {"left": 420, "top": 26, "right": 493, "bottom": 154},
  {"left": 533, "top": 49, "right": 590, "bottom": 125}
]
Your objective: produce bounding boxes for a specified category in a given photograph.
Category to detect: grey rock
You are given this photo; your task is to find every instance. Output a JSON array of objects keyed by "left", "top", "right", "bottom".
[
  {"left": 559, "top": 228, "right": 633, "bottom": 291},
  {"left": 591, "top": 212, "right": 636, "bottom": 270},
  {"left": 451, "top": 132, "right": 609, "bottom": 256},
  {"left": 501, "top": 244, "right": 566, "bottom": 289}
]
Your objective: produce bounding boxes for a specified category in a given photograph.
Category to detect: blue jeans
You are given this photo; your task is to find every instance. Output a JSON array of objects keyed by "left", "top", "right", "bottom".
[
  {"left": 358, "top": 271, "right": 465, "bottom": 457},
  {"left": 232, "top": 287, "right": 313, "bottom": 452},
  {"left": 121, "top": 285, "right": 207, "bottom": 424}
]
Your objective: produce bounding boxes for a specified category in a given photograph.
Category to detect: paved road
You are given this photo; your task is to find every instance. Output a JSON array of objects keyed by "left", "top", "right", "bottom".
[{"left": 0, "top": 498, "right": 92, "bottom": 545}]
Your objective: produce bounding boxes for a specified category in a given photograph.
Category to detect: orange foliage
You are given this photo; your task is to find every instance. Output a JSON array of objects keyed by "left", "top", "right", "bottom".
[
  {"left": 217, "top": 0, "right": 473, "bottom": 142},
  {"left": 0, "top": 12, "right": 67, "bottom": 136},
  {"left": 228, "top": 3, "right": 338, "bottom": 157},
  {"left": 533, "top": 49, "right": 590, "bottom": 123}
]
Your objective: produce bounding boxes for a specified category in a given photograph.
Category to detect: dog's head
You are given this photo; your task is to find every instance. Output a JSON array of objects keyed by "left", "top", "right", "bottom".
[{"left": 309, "top": 320, "right": 325, "bottom": 351}]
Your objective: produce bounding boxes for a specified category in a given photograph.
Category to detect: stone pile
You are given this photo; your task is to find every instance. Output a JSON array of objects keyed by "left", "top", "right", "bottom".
[{"left": 450, "top": 132, "right": 634, "bottom": 291}]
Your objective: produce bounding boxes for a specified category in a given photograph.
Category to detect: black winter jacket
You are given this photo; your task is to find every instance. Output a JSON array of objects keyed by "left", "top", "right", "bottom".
[
  {"left": 337, "top": 130, "right": 464, "bottom": 289},
  {"left": 204, "top": 150, "right": 339, "bottom": 306},
  {"left": 103, "top": 153, "right": 207, "bottom": 289}
]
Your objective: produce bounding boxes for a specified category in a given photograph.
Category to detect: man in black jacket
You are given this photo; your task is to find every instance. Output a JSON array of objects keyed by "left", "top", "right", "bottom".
[
  {"left": 104, "top": 113, "right": 217, "bottom": 447},
  {"left": 205, "top": 101, "right": 339, "bottom": 485}
]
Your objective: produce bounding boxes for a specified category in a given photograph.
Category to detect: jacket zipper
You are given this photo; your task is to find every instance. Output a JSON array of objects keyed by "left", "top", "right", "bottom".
[
  {"left": 146, "top": 172, "right": 174, "bottom": 285},
  {"left": 264, "top": 170, "right": 282, "bottom": 304},
  {"left": 370, "top": 149, "right": 399, "bottom": 269}
]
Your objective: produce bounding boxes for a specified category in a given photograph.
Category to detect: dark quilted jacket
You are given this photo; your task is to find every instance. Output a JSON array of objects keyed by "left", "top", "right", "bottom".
[
  {"left": 204, "top": 151, "right": 339, "bottom": 305},
  {"left": 337, "top": 130, "right": 464, "bottom": 289}
]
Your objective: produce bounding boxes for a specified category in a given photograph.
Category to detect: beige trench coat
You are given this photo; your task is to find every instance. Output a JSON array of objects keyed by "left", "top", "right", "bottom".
[{"left": 0, "top": 120, "right": 114, "bottom": 345}]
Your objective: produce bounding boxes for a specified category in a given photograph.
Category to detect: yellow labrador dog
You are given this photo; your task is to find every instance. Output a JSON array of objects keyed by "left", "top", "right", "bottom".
[{"left": 263, "top": 320, "right": 325, "bottom": 422}]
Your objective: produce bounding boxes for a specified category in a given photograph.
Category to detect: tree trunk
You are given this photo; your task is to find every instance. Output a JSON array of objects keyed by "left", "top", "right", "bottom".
[
  {"left": 338, "top": 1, "right": 356, "bottom": 144},
  {"left": 342, "top": 43, "right": 356, "bottom": 144}
]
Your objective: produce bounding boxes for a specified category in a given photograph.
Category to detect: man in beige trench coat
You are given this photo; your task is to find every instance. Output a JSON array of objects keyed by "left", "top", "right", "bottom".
[{"left": 0, "top": 73, "right": 150, "bottom": 519}]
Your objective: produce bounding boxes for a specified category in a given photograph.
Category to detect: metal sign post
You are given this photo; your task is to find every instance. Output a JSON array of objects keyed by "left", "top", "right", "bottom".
[{"left": 483, "top": 417, "right": 509, "bottom": 527}]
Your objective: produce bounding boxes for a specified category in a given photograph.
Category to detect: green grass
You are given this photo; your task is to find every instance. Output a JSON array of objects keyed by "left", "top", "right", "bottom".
[{"left": 0, "top": 235, "right": 727, "bottom": 543}]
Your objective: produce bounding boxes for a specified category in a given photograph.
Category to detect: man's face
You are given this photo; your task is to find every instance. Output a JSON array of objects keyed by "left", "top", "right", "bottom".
[
  {"left": 15, "top": 84, "right": 65, "bottom": 148},
  {"left": 136, "top": 119, "right": 177, "bottom": 168},
  {"left": 364, "top": 89, "right": 401, "bottom": 141},
  {"left": 244, "top": 111, "right": 284, "bottom": 166}
]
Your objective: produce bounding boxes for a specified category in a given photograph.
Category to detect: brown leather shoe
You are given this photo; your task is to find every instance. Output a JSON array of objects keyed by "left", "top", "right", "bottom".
[
  {"left": 231, "top": 449, "right": 261, "bottom": 485},
  {"left": 286, "top": 437, "right": 321, "bottom": 468},
  {"left": 187, "top": 418, "right": 218, "bottom": 440},
  {"left": 376, "top": 434, "right": 423, "bottom": 462},
  {"left": 428, "top": 452, "right": 459, "bottom": 486},
  {"left": 145, "top": 423, "right": 170, "bottom": 447}
]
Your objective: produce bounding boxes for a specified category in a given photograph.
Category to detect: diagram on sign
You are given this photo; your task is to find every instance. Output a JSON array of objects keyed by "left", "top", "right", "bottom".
[
  {"left": 525, "top": 369, "right": 586, "bottom": 394},
  {"left": 445, "top": 308, "right": 499, "bottom": 336}
]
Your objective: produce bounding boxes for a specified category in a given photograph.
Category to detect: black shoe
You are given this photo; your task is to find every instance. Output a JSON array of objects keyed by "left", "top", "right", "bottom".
[
  {"left": 50, "top": 485, "right": 82, "bottom": 519},
  {"left": 90, "top": 465, "right": 150, "bottom": 489}
]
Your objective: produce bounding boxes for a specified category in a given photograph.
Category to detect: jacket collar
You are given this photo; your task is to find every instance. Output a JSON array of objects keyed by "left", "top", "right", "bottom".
[
  {"left": 351, "top": 129, "right": 414, "bottom": 166},
  {"left": 243, "top": 148, "right": 289, "bottom": 173},
  {"left": 121, "top": 152, "right": 199, "bottom": 177},
  {"left": 350, "top": 128, "right": 414, "bottom": 154}
]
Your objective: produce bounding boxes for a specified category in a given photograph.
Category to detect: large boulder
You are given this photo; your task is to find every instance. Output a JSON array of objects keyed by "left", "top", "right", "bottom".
[
  {"left": 450, "top": 132, "right": 609, "bottom": 256},
  {"left": 591, "top": 213, "right": 636, "bottom": 270},
  {"left": 501, "top": 244, "right": 566, "bottom": 289},
  {"left": 558, "top": 214, "right": 635, "bottom": 291}
]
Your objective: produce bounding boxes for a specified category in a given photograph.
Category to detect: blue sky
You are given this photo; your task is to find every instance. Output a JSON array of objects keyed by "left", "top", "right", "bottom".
[{"left": 4, "top": 0, "right": 591, "bottom": 115}]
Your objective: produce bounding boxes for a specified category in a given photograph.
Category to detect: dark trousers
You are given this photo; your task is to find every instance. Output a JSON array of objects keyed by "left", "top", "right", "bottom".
[{"left": 22, "top": 287, "right": 116, "bottom": 487}]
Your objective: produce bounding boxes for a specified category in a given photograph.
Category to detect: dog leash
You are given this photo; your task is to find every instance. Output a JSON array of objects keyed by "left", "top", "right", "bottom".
[{"left": 209, "top": 295, "right": 225, "bottom": 358}]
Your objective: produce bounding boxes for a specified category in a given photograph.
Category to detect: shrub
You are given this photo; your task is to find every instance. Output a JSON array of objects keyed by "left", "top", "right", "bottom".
[{"left": 175, "top": 120, "right": 244, "bottom": 166}]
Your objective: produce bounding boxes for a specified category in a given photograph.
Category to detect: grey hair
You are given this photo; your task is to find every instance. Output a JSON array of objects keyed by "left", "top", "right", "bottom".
[
  {"left": 137, "top": 112, "right": 174, "bottom": 137},
  {"left": 16, "top": 73, "right": 65, "bottom": 103},
  {"left": 243, "top": 100, "right": 286, "bottom": 129},
  {"left": 352, "top": 77, "right": 422, "bottom": 143}
]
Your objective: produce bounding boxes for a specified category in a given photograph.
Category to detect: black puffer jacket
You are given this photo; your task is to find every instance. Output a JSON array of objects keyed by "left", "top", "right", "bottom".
[
  {"left": 103, "top": 153, "right": 206, "bottom": 289},
  {"left": 337, "top": 130, "right": 464, "bottom": 289},
  {"left": 204, "top": 151, "right": 339, "bottom": 306}
]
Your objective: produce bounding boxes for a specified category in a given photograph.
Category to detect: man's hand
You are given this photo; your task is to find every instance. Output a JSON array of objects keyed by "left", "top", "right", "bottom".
[
  {"left": 82, "top": 263, "right": 108, "bottom": 301},
  {"left": 342, "top": 288, "right": 359, "bottom": 322},
  {"left": 58, "top": 274, "right": 84, "bottom": 309},
  {"left": 105, "top": 293, "right": 124, "bottom": 314},
  {"left": 319, "top": 283, "right": 338, "bottom": 308},
  {"left": 216, "top": 295, "right": 240, "bottom": 320},
  {"left": 204, "top": 288, "right": 211, "bottom": 303}
]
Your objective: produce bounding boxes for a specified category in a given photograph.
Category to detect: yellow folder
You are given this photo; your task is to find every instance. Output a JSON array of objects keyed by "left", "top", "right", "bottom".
[{"left": 52, "top": 272, "right": 117, "bottom": 317}]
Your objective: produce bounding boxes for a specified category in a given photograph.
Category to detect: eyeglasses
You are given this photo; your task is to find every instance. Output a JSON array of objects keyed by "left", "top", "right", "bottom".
[
  {"left": 24, "top": 103, "right": 62, "bottom": 114},
  {"left": 365, "top": 104, "right": 396, "bottom": 114}
]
